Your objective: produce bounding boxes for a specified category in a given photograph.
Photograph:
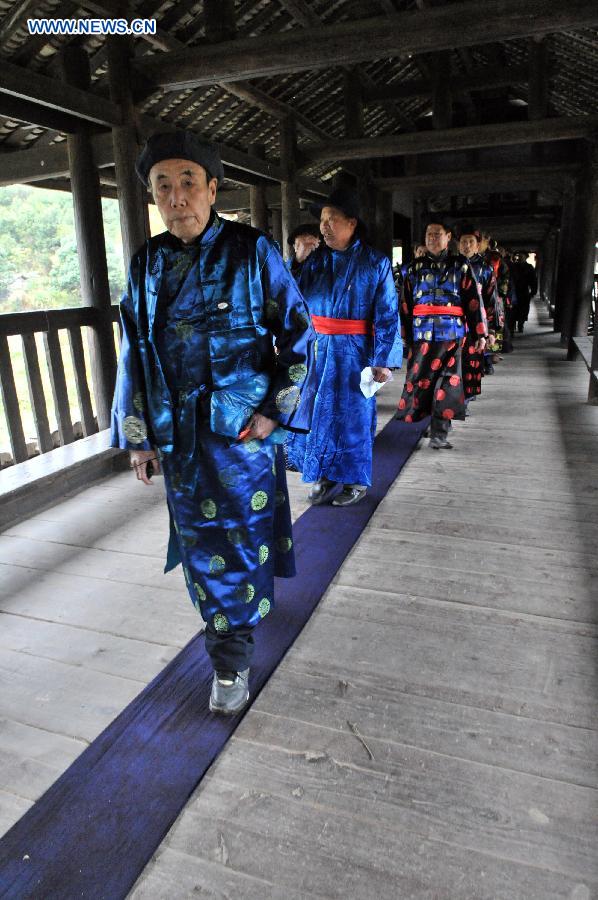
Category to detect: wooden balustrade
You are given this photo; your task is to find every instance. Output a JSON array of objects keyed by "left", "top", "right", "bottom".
[{"left": 0, "top": 306, "right": 120, "bottom": 467}]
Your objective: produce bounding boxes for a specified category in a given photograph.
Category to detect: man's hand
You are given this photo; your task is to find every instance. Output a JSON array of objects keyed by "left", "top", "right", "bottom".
[
  {"left": 243, "top": 413, "right": 278, "bottom": 441},
  {"left": 294, "top": 235, "right": 320, "bottom": 263},
  {"left": 130, "top": 448, "right": 161, "bottom": 485},
  {"left": 371, "top": 366, "right": 392, "bottom": 383},
  {"left": 474, "top": 337, "right": 487, "bottom": 353}
]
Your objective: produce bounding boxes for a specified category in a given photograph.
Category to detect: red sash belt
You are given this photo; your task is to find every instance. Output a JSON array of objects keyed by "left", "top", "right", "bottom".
[
  {"left": 311, "top": 315, "right": 373, "bottom": 335},
  {"left": 413, "top": 304, "right": 464, "bottom": 317}
]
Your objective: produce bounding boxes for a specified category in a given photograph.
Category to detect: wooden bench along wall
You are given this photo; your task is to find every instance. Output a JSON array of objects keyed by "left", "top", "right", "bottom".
[{"left": 0, "top": 306, "right": 120, "bottom": 466}]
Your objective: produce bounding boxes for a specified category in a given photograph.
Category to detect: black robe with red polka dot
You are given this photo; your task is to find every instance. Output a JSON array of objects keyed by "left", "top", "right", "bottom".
[{"left": 397, "top": 252, "right": 488, "bottom": 422}]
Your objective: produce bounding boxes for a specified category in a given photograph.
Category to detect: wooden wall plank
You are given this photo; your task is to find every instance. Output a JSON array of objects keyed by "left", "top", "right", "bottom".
[
  {"left": 0, "top": 333, "right": 28, "bottom": 463},
  {"left": 21, "top": 332, "right": 53, "bottom": 454},
  {"left": 42, "top": 328, "right": 74, "bottom": 446},
  {"left": 67, "top": 326, "right": 96, "bottom": 437}
]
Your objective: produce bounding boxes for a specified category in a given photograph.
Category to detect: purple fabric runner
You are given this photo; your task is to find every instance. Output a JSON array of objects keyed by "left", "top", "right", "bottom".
[{"left": 0, "top": 417, "right": 425, "bottom": 899}]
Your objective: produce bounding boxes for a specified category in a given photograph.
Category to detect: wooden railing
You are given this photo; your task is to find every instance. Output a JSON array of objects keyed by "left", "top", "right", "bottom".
[{"left": 0, "top": 306, "right": 120, "bottom": 467}]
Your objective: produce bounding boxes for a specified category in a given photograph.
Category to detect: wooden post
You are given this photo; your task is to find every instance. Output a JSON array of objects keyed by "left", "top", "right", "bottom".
[
  {"left": 375, "top": 190, "right": 394, "bottom": 260},
  {"left": 106, "top": 35, "right": 148, "bottom": 270},
  {"left": 412, "top": 196, "right": 425, "bottom": 247},
  {"left": 553, "top": 180, "right": 577, "bottom": 337},
  {"left": 271, "top": 208, "right": 283, "bottom": 248},
  {"left": 249, "top": 143, "right": 268, "bottom": 231},
  {"left": 343, "top": 68, "right": 364, "bottom": 139},
  {"left": 280, "top": 116, "right": 299, "bottom": 259},
  {"left": 61, "top": 45, "right": 116, "bottom": 430},
  {"left": 567, "top": 144, "right": 598, "bottom": 361},
  {"left": 432, "top": 52, "right": 452, "bottom": 131}
]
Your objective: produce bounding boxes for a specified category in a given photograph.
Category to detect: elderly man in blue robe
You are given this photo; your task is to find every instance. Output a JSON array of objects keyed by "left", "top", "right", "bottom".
[
  {"left": 111, "top": 131, "right": 316, "bottom": 715},
  {"left": 285, "top": 188, "right": 400, "bottom": 507}
]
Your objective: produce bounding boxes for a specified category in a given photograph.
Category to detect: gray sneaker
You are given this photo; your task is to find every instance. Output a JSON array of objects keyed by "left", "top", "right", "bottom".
[
  {"left": 209, "top": 668, "right": 250, "bottom": 715},
  {"left": 429, "top": 435, "right": 453, "bottom": 450}
]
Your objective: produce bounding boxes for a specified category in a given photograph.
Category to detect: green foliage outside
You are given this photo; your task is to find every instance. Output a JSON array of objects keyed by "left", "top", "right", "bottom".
[
  {"left": 0, "top": 184, "right": 126, "bottom": 312},
  {"left": 0, "top": 185, "right": 126, "bottom": 457}
]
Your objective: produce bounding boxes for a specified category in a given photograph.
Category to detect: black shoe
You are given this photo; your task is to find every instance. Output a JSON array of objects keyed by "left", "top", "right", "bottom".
[
  {"left": 308, "top": 479, "right": 336, "bottom": 505},
  {"left": 429, "top": 435, "right": 453, "bottom": 450},
  {"left": 332, "top": 485, "right": 367, "bottom": 507},
  {"left": 209, "top": 669, "right": 250, "bottom": 715}
]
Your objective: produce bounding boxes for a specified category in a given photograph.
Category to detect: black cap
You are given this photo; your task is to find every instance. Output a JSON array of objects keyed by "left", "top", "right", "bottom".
[
  {"left": 287, "top": 223, "right": 321, "bottom": 246},
  {"left": 136, "top": 130, "right": 225, "bottom": 187},
  {"left": 309, "top": 187, "right": 361, "bottom": 221}
]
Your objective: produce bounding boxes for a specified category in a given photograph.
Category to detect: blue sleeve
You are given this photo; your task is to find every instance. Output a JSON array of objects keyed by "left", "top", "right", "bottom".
[
  {"left": 371, "top": 256, "right": 401, "bottom": 367},
  {"left": 255, "top": 236, "right": 318, "bottom": 433},
  {"left": 110, "top": 262, "right": 154, "bottom": 451}
]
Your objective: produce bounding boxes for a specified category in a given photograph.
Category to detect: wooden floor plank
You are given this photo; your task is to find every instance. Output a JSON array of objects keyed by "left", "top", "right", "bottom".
[{"left": 3, "top": 303, "right": 598, "bottom": 897}]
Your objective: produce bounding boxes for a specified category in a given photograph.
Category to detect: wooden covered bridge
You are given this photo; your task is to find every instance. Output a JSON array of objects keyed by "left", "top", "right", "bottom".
[{"left": 0, "top": 1, "right": 597, "bottom": 897}]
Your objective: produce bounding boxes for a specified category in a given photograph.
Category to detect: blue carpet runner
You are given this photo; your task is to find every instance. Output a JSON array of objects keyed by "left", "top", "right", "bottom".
[{"left": 0, "top": 417, "right": 425, "bottom": 899}]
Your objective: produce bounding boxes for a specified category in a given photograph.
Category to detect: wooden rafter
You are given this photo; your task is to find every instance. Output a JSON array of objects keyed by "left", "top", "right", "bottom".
[
  {"left": 301, "top": 116, "right": 598, "bottom": 164},
  {"left": 133, "top": 0, "right": 598, "bottom": 91}
]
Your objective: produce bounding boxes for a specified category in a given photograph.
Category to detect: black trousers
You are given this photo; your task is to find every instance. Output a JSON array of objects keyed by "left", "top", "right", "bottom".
[{"left": 204, "top": 622, "right": 255, "bottom": 673}]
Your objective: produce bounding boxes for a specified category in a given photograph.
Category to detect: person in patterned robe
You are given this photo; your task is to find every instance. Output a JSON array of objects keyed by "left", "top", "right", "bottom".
[
  {"left": 396, "top": 220, "right": 488, "bottom": 449},
  {"left": 111, "top": 131, "right": 316, "bottom": 714},
  {"left": 458, "top": 225, "right": 500, "bottom": 398}
]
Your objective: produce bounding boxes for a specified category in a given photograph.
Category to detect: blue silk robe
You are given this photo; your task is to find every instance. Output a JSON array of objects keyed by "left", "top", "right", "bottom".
[
  {"left": 285, "top": 239, "right": 399, "bottom": 487},
  {"left": 111, "top": 214, "right": 317, "bottom": 635}
]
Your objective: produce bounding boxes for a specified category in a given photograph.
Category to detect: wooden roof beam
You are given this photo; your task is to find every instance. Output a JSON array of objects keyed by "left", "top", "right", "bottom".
[
  {"left": 133, "top": 0, "right": 598, "bottom": 91},
  {"left": 0, "top": 59, "right": 122, "bottom": 127},
  {"left": 373, "top": 163, "right": 578, "bottom": 194},
  {"left": 301, "top": 117, "right": 598, "bottom": 164},
  {"left": 362, "top": 65, "right": 529, "bottom": 103}
]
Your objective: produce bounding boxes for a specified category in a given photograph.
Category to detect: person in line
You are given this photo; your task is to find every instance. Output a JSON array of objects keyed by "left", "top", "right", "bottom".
[
  {"left": 111, "top": 130, "right": 316, "bottom": 715},
  {"left": 458, "top": 224, "right": 500, "bottom": 399},
  {"left": 396, "top": 219, "right": 488, "bottom": 449},
  {"left": 485, "top": 238, "right": 512, "bottom": 354},
  {"left": 285, "top": 187, "right": 399, "bottom": 507},
  {"left": 511, "top": 252, "right": 538, "bottom": 333}
]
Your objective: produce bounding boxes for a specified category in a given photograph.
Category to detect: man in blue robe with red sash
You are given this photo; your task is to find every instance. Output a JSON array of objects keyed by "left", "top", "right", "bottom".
[
  {"left": 285, "top": 188, "right": 399, "bottom": 506},
  {"left": 396, "top": 220, "right": 488, "bottom": 449},
  {"left": 111, "top": 131, "right": 316, "bottom": 714}
]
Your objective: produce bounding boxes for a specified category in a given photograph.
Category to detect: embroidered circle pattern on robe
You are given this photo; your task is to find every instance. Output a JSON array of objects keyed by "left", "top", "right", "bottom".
[
  {"left": 122, "top": 415, "right": 147, "bottom": 444},
  {"left": 213, "top": 613, "right": 229, "bottom": 632},
  {"left": 251, "top": 490, "right": 268, "bottom": 511},
  {"left": 258, "top": 598, "right": 271, "bottom": 618},
  {"left": 259, "top": 544, "right": 269, "bottom": 564},
  {"left": 275, "top": 385, "right": 301, "bottom": 414},
  {"left": 200, "top": 499, "right": 217, "bottom": 519}
]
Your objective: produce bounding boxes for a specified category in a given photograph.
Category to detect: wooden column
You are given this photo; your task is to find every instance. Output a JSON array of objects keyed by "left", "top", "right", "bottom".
[
  {"left": 249, "top": 143, "right": 268, "bottom": 232},
  {"left": 374, "top": 190, "right": 394, "bottom": 260},
  {"left": 343, "top": 68, "right": 364, "bottom": 140},
  {"left": 412, "top": 195, "right": 425, "bottom": 247},
  {"left": 106, "top": 35, "right": 148, "bottom": 270},
  {"left": 567, "top": 144, "right": 598, "bottom": 361},
  {"left": 280, "top": 116, "right": 299, "bottom": 259},
  {"left": 553, "top": 180, "right": 577, "bottom": 337},
  {"left": 432, "top": 52, "right": 452, "bottom": 131},
  {"left": 61, "top": 46, "right": 116, "bottom": 430},
  {"left": 271, "top": 208, "right": 283, "bottom": 248}
]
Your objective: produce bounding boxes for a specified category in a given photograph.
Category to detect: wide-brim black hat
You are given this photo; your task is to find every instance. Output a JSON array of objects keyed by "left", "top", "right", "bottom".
[
  {"left": 136, "top": 130, "right": 225, "bottom": 187},
  {"left": 309, "top": 187, "right": 361, "bottom": 222}
]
